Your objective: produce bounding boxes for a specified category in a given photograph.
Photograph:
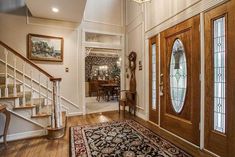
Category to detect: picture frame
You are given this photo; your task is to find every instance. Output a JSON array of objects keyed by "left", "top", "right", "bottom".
[{"left": 27, "top": 34, "right": 64, "bottom": 62}]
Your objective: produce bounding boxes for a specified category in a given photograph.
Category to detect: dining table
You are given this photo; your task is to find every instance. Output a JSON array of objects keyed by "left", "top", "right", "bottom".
[{"left": 99, "top": 83, "right": 119, "bottom": 101}]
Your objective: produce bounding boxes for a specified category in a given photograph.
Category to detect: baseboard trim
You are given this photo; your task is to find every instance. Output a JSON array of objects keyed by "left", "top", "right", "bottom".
[
  {"left": 0, "top": 129, "right": 46, "bottom": 143},
  {"left": 67, "top": 112, "right": 83, "bottom": 117},
  {"left": 136, "top": 111, "right": 148, "bottom": 120}
]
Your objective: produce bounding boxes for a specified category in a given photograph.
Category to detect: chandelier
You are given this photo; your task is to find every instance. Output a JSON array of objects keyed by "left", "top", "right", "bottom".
[{"left": 132, "top": 0, "right": 151, "bottom": 3}]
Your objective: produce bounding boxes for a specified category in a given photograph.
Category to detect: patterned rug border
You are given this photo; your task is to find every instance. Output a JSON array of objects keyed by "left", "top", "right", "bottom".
[{"left": 70, "top": 119, "right": 192, "bottom": 157}]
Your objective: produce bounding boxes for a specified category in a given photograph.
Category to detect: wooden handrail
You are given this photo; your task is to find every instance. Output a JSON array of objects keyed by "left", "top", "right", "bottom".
[{"left": 0, "top": 40, "right": 60, "bottom": 80}]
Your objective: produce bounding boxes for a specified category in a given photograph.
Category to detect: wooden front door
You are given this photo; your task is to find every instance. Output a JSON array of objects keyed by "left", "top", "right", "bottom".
[
  {"left": 149, "top": 36, "right": 159, "bottom": 124},
  {"left": 204, "top": 1, "right": 235, "bottom": 156},
  {"left": 160, "top": 15, "right": 200, "bottom": 145}
]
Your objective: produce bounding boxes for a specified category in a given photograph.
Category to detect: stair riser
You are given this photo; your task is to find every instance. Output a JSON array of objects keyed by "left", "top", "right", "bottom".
[
  {"left": 33, "top": 98, "right": 45, "bottom": 107},
  {"left": 19, "top": 94, "right": 32, "bottom": 105},
  {"left": 0, "top": 77, "right": 5, "bottom": 85},
  {"left": 39, "top": 105, "right": 52, "bottom": 114},
  {"left": 0, "top": 85, "right": 21, "bottom": 97}
]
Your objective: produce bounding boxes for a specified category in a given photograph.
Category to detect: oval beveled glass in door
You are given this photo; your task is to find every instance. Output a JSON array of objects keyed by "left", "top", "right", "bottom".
[{"left": 170, "top": 39, "right": 187, "bottom": 113}]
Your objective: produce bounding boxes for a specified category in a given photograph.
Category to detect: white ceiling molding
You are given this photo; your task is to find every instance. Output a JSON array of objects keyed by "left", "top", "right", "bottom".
[
  {"left": 86, "top": 48, "right": 120, "bottom": 58},
  {"left": 25, "top": 0, "right": 87, "bottom": 23},
  {"left": 132, "top": 0, "right": 151, "bottom": 4}
]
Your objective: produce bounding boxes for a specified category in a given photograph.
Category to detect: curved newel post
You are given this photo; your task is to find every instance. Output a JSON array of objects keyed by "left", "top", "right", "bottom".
[{"left": 47, "top": 77, "right": 65, "bottom": 139}]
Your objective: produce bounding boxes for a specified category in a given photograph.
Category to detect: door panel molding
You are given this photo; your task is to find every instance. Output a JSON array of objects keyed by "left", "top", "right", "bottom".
[{"left": 160, "top": 15, "right": 200, "bottom": 145}]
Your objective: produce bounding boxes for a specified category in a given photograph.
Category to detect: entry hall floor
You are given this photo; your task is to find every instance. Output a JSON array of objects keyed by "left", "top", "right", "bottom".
[{"left": 0, "top": 111, "right": 213, "bottom": 157}]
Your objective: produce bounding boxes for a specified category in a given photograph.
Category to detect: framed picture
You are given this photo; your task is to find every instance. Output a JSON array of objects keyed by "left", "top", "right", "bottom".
[{"left": 27, "top": 34, "right": 64, "bottom": 62}]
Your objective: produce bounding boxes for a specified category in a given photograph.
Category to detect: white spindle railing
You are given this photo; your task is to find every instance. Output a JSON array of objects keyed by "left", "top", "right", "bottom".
[
  {"left": 13, "top": 57, "right": 17, "bottom": 96},
  {"left": 0, "top": 41, "right": 65, "bottom": 138},
  {"left": 58, "top": 81, "right": 62, "bottom": 126},
  {"left": 38, "top": 73, "right": 41, "bottom": 110},
  {"left": 46, "top": 78, "right": 49, "bottom": 106},
  {"left": 4, "top": 49, "right": 8, "bottom": 97},
  {"left": 22, "top": 62, "right": 26, "bottom": 106},
  {"left": 30, "top": 69, "right": 34, "bottom": 106}
]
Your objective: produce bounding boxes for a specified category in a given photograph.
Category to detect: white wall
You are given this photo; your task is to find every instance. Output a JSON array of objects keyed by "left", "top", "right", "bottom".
[
  {"left": 0, "top": 0, "right": 125, "bottom": 141},
  {"left": 0, "top": 12, "right": 80, "bottom": 105}
]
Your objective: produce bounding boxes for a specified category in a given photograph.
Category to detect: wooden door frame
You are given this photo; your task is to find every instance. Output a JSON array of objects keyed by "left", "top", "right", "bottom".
[
  {"left": 204, "top": 1, "right": 235, "bottom": 156},
  {"left": 149, "top": 35, "right": 159, "bottom": 124}
]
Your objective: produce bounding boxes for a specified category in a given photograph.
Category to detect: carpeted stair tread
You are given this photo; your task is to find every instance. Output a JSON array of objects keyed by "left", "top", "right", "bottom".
[
  {"left": 31, "top": 112, "right": 51, "bottom": 118},
  {"left": 14, "top": 104, "right": 36, "bottom": 110}
]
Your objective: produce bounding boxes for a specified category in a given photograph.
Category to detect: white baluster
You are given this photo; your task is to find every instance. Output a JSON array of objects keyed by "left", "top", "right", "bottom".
[
  {"left": 51, "top": 112, "right": 55, "bottom": 128},
  {"left": 30, "top": 69, "right": 34, "bottom": 106},
  {"left": 22, "top": 62, "right": 26, "bottom": 106},
  {"left": 55, "top": 81, "right": 59, "bottom": 127},
  {"left": 51, "top": 78, "right": 62, "bottom": 128},
  {"left": 38, "top": 73, "right": 41, "bottom": 111},
  {"left": 46, "top": 78, "right": 49, "bottom": 106},
  {"left": 58, "top": 82, "right": 62, "bottom": 127},
  {"left": 13, "top": 57, "right": 17, "bottom": 96},
  {"left": 4, "top": 49, "right": 8, "bottom": 97},
  {"left": 32, "top": 107, "right": 36, "bottom": 116}
]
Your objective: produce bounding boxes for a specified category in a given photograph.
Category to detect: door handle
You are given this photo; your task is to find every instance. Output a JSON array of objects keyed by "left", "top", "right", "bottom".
[{"left": 160, "top": 74, "right": 164, "bottom": 96}]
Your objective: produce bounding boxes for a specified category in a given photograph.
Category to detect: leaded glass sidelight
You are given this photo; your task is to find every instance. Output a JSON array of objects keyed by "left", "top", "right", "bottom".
[
  {"left": 213, "top": 17, "right": 226, "bottom": 133},
  {"left": 152, "top": 43, "right": 157, "bottom": 110},
  {"left": 170, "top": 39, "right": 187, "bottom": 113}
]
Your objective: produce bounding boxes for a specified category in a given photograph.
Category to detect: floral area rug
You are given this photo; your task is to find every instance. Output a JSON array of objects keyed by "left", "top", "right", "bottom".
[{"left": 70, "top": 120, "right": 192, "bottom": 157}]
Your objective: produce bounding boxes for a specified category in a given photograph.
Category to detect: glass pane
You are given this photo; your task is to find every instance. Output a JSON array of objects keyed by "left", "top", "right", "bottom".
[
  {"left": 213, "top": 17, "right": 226, "bottom": 133},
  {"left": 152, "top": 43, "right": 157, "bottom": 110},
  {"left": 170, "top": 39, "right": 187, "bottom": 113}
]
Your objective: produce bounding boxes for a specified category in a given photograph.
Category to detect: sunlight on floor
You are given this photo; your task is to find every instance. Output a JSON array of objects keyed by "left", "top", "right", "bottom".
[{"left": 86, "top": 97, "right": 118, "bottom": 114}]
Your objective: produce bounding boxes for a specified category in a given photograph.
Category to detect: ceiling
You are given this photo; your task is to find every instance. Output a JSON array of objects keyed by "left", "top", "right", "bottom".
[{"left": 25, "top": 0, "right": 87, "bottom": 23}]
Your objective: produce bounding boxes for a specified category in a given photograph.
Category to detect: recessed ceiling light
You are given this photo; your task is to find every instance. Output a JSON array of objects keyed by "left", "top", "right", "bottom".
[{"left": 52, "top": 7, "right": 59, "bottom": 13}]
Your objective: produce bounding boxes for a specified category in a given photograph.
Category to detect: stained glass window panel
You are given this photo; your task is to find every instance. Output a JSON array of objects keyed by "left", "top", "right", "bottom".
[
  {"left": 213, "top": 17, "right": 226, "bottom": 133},
  {"left": 170, "top": 39, "right": 187, "bottom": 113},
  {"left": 152, "top": 43, "right": 157, "bottom": 110}
]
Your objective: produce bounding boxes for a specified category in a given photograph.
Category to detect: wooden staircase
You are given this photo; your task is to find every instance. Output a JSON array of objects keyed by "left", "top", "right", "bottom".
[{"left": 0, "top": 41, "right": 66, "bottom": 139}]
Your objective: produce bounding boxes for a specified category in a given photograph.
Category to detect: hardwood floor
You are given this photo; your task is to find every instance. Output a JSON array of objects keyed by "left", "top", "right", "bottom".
[{"left": 0, "top": 111, "right": 213, "bottom": 157}]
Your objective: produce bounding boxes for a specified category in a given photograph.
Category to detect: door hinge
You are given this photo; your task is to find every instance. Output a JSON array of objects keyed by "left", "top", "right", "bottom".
[
  {"left": 199, "top": 73, "right": 202, "bottom": 81},
  {"left": 199, "top": 122, "right": 201, "bottom": 131}
]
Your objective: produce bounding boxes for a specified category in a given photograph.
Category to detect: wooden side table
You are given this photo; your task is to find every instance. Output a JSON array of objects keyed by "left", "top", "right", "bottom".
[{"left": 0, "top": 105, "right": 10, "bottom": 147}]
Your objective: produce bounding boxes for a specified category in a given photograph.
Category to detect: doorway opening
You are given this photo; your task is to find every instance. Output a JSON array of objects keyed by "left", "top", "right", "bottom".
[{"left": 85, "top": 48, "right": 122, "bottom": 114}]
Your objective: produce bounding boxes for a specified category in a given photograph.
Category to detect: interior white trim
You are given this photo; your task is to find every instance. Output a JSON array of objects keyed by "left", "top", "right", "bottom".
[
  {"left": 81, "top": 28, "right": 125, "bottom": 115},
  {"left": 82, "top": 29, "right": 124, "bottom": 50},
  {"left": 136, "top": 111, "right": 148, "bottom": 120},
  {"left": 144, "top": 0, "right": 202, "bottom": 33},
  {"left": 125, "top": 1, "right": 144, "bottom": 26},
  {"left": 0, "top": 129, "right": 46, "bottom": 143},
  {"left": 145, "top": 0, "right": 228, "bottom": 39},
  {"left": 67, "top": 111, "right": 83, "bottom": 117},
  {"left": 9, "top": 110, "right": 45, "bottom": 128},
  {"left": 199, "top": 12, "right": 205, "bottom": 150},
  {"left": 26, "top": 9, "right": 79, "bottom": 31}
]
